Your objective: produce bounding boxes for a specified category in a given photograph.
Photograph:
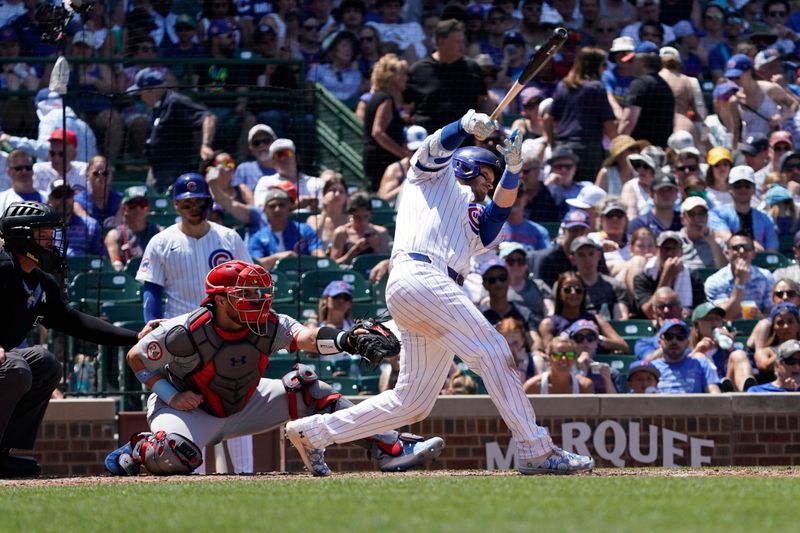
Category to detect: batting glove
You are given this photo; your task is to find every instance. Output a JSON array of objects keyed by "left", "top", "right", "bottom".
[
  {"left": 496, "top": 129, "right": 523, "bottom": 173},
  {"left": 461, "top": 109, "right": 498, "bottom": 139}
]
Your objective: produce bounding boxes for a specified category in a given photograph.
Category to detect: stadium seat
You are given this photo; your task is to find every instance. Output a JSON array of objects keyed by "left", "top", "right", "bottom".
[
  {"left": 369, "top": 197, "right": 392, "bottom": 211},
  {"left": 593, "top": 354, "right": 637, "bottom": 375},
  {"left": 123, "top": 256, "right": 142, "bottom": 277},
  {"left": 299, "top": 270, "right": 371, "bottom": 303},
  {"left": 779, "top": 234, "right": 795, "bottom": 255},
  {"left": 270, "top": 272, "right": 298, "bottom": 304},
  {"left": 372, "top": 276, "right": 388, "bottom": 304},
  {"left": 272, "top": 256, "right": 341, "bottom": 281},
  {"left": 291, "top": 210, "right": 313, "bottom": 224},
  {"left": 370, "top": 210, "right": 396, "bottom": 227},
  {"left": 66, "top": 255, "right": 113, "bottom": 273},
  {"left": 69, "top": 272, "right": 142, "bottom": 304},
  {"left": 350, "top": 253, "right": 389, "bottom": 278},
  {"left": 609, "top": 320, "right": 653, "bottom": 339},
  {"left": 100, "top": 301, "right": 144, "bottom": 323},
  {"left": 148, "top": 212, "right": 180, "bottom": 227},
  {"left": 697, "top": 267, "right": 718, "bottom": 282},
  {"left": 731, "top": 319, "right": 759, "bottom": 337},
  {"left": 753, "top": 252, "right": 789, "bottom": 271}
]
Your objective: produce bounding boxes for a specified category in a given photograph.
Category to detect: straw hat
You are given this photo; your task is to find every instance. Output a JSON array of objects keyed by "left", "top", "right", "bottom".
[{"left": 603, "top": 135, "right": 650, "bottom": 167}]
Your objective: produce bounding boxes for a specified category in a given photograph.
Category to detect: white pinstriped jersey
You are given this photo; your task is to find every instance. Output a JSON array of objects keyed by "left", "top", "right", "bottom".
[
  {"left": 136, "top": 222, "right": 252, "bottom": 318},
  {"left": 392, "top": 129, "right": 503, "bottom": 277}
]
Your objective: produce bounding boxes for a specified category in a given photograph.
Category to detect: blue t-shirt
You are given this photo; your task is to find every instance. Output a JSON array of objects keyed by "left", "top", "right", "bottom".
[
  {"left": 66, "top": 213, "right": 104, "bottom": 257},
  {"left": 748, "top": 382, "right": 794, "bottom": 393},
  {"left": 232, "top": 161, "right": 276, "bottom": 192},
  {"left": 653, "top": 356, "right": 720, "bottom": 393},
  {"left": 75, "top": 190, "right": 123, "bottom": 229},
  {"left": 601, "top": 68, "right": 634, "bottom": 108},
  {"left": 635, "top": 335, "right": 659, "bottom": 360},
  {"left": 627, "top": 210, "right": 682, "bottom": 239},
  {"left": 708, "top": 42, "right": 733, "bottom": 74},
  {"left": 248, "top": 220, "right": 322, "bottom": 259},
  {"left": 501, "top": 220, "right": 551, "bottom": 251}
]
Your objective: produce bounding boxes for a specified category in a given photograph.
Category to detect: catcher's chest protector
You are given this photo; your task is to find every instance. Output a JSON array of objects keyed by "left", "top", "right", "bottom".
[{"left": 165, "top": 308, "right": 278, "bottom": 417}]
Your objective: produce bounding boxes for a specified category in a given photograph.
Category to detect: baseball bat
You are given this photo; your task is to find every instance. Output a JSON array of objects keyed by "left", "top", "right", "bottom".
[{"left": 488, "top": 27, "right": 569, "bottom": 122}]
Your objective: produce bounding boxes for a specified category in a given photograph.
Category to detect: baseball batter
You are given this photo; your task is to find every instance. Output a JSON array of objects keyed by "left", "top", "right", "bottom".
[
  {"left": 105, "top": 260, "right": 443, "bottom": 476},
  {"left": 287, "top": 110, "right": 595, "bottom": 475},
  {"left": 136, "top": 173, "right": 253, "bottom": 472}
]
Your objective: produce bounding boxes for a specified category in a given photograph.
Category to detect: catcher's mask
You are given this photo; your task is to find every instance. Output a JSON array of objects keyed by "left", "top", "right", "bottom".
[
  {"left": 0, "top": 201, "right": 66, "bottom": 272},
  {"left": 204, "top": 260, "right": 274, "bottom": 335}
]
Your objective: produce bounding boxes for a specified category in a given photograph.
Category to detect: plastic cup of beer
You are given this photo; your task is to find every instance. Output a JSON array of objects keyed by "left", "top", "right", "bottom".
[{"left": 741, "top": 300, "right": 758, "bottom": 319}]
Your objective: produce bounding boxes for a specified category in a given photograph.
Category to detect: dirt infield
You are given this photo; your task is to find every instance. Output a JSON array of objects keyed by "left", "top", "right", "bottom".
[{"left": 3, "top": 466, "right": 800, "bottom": 488}]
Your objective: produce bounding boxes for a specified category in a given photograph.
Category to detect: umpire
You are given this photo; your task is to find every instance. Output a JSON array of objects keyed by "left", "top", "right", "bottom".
[{"left": 0, "top": 201, "right": 151, "bottom": 478}]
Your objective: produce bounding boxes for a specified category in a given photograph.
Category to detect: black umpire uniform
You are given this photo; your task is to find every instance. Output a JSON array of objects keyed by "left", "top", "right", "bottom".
[{"left": 0, "top": 202, "right": 141, "bottom": 478}]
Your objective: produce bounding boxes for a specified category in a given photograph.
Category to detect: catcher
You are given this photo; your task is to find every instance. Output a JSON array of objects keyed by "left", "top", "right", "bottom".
[{"left": 105, "top": 260, "right": 443, "bottom": 476}]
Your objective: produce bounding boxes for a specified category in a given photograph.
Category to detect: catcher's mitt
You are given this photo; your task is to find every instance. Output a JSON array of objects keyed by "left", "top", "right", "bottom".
[{"left": 341, "top": 318, "right": 401, "bottom": 369}]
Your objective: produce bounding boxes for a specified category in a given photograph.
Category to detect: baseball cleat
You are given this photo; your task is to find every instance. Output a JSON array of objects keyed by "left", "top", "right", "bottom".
[
  {"left": 377, "top": 436, "right": 445, "bottom": 472},
  {"left": 517, "top": 447, "right": 595, "bottom": 475},
  {"left": 104, "top": 442, "right": 140, "bottom": 476},
  {"left": 285, "top": 421, "right": 331, "bottom": 477}
]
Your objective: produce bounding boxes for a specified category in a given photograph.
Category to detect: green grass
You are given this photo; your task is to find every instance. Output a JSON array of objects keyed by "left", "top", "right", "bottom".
[{"left": 1, "top": 475, "right": 798, "bottom": 532}]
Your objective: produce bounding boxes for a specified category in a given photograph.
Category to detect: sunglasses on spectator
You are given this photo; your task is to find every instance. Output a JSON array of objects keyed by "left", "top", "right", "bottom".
[
  {"left": 572, "top": 333, "right": 597, "bottom": 343},
  {"left": 731, "top": 181, "right": 753, "bottom": 189},
  {"left": 551, "top": 351, "right": 576, "bottom": 360},
  {"left": 553, "top": 163, "right": 574, "bottom": 171},
  {"left": 272, "top": 149, "right": 294, "bottom": 160},
  {"left": 251, "top": 137, "right": 272, "bottom": 147},
  {"left": 676, "top": 165, "right": 698, "bottom": 172},
  {"left": 604, "top": 210, "right": 625, "bottom": 219},
  {"left": 686, "top": 209, "right": 708, "bottom": 218},
  {"left": 783, "top": 357, "right": 800, "bottom": 366},
  {"left": 216, "top": 159, "right": 236, "bottom": 170},
  {"left": 126, "top": 199, "right": 149, "bottom": 209},
  {"left": 775, "top": 290, "right": 798, "bottom": 299},
  {"left": 730, "top": 243, "right": 754, "bottom": 252},
  {"left": 562, "top": 285, "right": 584, "bottom": 294},
  {"left": 91, "top": 169, "right": 110, "bottom": 177},
  {"left": 485, "top": 274, "right": 509, "bottom": 284},
  {"left": 12, "top": 165, "right": 33, "bottom": 172},
  {"left": 49, "top": 150, "right": 64, "bottom": 157},
  {"left": 505, "top": 257, "right": 526, "bottom": 266},
  {"left": 705, "top": 12, "right": 724, "bottom": 20},
  {"left": 767, "top": 10, "right": 787, "bottom": 17},
  {"left": 662, "top": 332, "right": 687, "bottom": 342},
  {"left": 773, "top": 144, "right": 792, "bottom": 152},
  {"left": 522, "top": 166, "right": 540, "bottom": 173},
  {"left": 656, "top": 301, "right": 680, "bottom": 309}
]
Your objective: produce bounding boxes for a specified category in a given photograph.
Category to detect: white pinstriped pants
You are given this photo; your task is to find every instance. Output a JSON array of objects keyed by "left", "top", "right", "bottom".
[{"left": 298, "top": 256, "right": 554, "bottom": 460}]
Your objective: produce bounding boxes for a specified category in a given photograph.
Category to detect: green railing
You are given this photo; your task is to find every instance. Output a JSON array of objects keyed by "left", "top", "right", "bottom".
[{"left": 313, "top": 83, "right": 366, "bottom": 189}]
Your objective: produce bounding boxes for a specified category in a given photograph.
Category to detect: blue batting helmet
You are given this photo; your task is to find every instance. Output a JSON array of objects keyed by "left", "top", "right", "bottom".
[
  {"left": 172, "top": 173, "right": 211, "bottom": 200},
  {"left": 452, "top": 146, "right": 501, "bottom": 180}
]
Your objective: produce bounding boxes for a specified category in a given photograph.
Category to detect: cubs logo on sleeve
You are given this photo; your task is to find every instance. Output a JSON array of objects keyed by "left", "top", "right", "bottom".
[
  {"left": 467, "top": 203, "right": 484, "bottom": 234},
  {"left": 139, "top": 256, "right": 151, "bottom": 273},
  {"left": 208, "top": 249, "right": 234, "bottom": 269}
]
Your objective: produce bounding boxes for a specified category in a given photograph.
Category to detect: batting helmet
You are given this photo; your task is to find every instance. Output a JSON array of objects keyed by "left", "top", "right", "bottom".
[
  {"left": 0, "top": 201, "right": 65, "bottom": 272},
  {"left": 452, "top": 146, "right": 502, "bottom": 180},
  {"left": 172, "top": 173, "right": 211, "bottom": 201},
  {"left": 204, "top": 260, "right": 274, "bottom": 335}
]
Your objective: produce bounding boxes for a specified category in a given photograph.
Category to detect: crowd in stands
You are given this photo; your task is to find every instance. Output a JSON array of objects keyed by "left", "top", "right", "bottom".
[{"left": 4, "top": 0, "right": 800, "bottom": 396}]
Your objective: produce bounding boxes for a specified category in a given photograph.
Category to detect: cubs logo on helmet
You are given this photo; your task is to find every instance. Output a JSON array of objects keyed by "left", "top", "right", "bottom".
[{"left": 173, "top": 173, "right": 211, "bottom": 200}]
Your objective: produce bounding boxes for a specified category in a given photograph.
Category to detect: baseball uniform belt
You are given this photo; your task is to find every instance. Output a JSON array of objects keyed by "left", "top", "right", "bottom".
[{"left": 407, "top": 253, "right": 464, "bottom": 286}]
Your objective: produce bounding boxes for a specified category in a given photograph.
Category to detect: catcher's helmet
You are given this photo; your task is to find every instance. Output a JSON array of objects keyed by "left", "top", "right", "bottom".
[
  {"left": 0, "top": 201, "right": 65, "bottom": 271},
  {"left": 172, "top": 173, "right": 211, "bottom": 201},
  {"left": 204, "top": 260, "right": 274, "bottom": 335},
  {"left": 452, "top": 146, "right": 502, "bottom": 180}
]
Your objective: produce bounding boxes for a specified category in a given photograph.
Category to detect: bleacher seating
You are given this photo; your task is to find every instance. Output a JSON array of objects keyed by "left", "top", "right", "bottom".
[
  {"left": 753, "top": 252, "right": 789, "bottom": 271},
  {"left": 69, "top": 272, "right": 142, "bottom": 304},
  {"left": 299, "top": 270, "right": 371, "bottom": 303}
]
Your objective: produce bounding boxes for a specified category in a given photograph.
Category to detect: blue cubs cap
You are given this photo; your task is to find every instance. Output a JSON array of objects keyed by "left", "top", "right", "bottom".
[
  {"left": 628, "top": 360, "right": 661, "bottom": 380},
  {"left": 770, "top": 302, "right": 799, "bottom": 323},
  {"left": 658, "top": 319, "right": 690, "bottom": 337},
  {"left": 480, "top": 257, "right": 508, "bottom": 277},
  {"left": 503, "top": 31, "right": 525, "bottom": 46},
  {"left": 209, "top": 18, "right": 236, "bottom": 36},
  {"left": 634, "top": 41, "right": 658, "bottom": 54},
  {"left": 765, "top": 184, "right": 793, "bottom": 206},
  {"left": 128, "top": 67, "right": 166, "bottom": 92},
  {"left": 712, "top": 81, "right": 738, "bottom": 100},
  {"left": 566, "top": 319, "right": 599, "bottom": 337},
  {"left": 322, "top": 280, "right": 353, "bottom": 298},
  {"left": 562, "top": 209, "right": 590, "bottom": 229},
  {"left": 739, "top": 133, "right": 769, "bottom": 155},
  {"left": 172, "top": 173, "right": 211, "bottom": 200},
  {"left": 725, "top": 54, "right": 753, "bottom": 78}
]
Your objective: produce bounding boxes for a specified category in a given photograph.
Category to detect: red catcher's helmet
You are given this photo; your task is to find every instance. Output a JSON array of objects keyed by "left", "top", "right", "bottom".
[{"left": 204, "top": 260, "right": 274, "bottom": 335}]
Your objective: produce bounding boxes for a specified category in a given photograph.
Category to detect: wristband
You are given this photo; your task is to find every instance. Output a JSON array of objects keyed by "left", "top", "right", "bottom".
[
  {"left": 134, "top": 368, "right": 158, "bottom": 384},
  {"left": 734, "top": 283, "right": 746, "bottom": 290},
  {"left": 316, "top": 326, "right": 348, "bottom": 355},
  {"left": 151, "top": 379, "right": 179, "bottom": 405}
]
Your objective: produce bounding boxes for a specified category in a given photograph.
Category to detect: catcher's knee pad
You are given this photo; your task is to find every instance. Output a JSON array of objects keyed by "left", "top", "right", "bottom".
[
  {"left": 282, "top": 364, "right": 344, "bottom": 420},
  {"left": 130, "top": 431, "right": 203, "bottom": 475}
]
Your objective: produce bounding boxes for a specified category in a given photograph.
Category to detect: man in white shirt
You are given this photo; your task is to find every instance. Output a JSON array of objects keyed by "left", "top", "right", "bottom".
[
  {"left": 32, "top": 129, "right": 88, "bottom": 193},
  {"left": 252, "top": 138, "right": 322, "bottom": 209}
]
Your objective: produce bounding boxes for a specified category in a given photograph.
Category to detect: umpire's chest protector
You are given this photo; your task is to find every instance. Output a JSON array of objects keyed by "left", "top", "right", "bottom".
[{"left": 164, "top": 308, "right": 278, "bottom": 417}]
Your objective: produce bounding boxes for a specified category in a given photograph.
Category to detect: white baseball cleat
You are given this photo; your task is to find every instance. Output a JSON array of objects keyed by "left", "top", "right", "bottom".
[
  {"left": 376, "top": 436, "right": 445, "bottom": 472},
  {"left": 285, "top": 420, "right": 331, "bottom": 477},
  {"left": 517, "top": 447, "right": 595, "bottom": 475}
]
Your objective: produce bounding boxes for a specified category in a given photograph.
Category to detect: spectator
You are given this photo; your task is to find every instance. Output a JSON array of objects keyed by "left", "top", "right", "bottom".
[
  {"left": 773, "top": 233, "right": 800, "bottom": 284},
  {"left": 658, "top": 46, "right": 706, "bottom": 142},
  {"left": 620, "top": 151, "right": 656, "bottom": 219},
  {"left": 628, "top": 171, "right": 682, "bottom": 239},
  {"left": 524, "top": 336, "right": 595, "bottom": 394},
  {"left": 671, "top": 20, "right": 706, "bottom": 79},
  {"left": 198, "top": 0, "right": 242, "bottom": 44},
  {"left": 32, "top": 129, "right": 87, "bottom": 193},
  {"left": 248, "top": 188, "right": 325, "bottom": 269},
  {"left": 543, "top": 146, "right": 584, "bottom": 207},
  {"left": 0, "top": 24, "right": 39, "bottom": 134},
  {"left": 0, "top": 150, "right": 45, "bottom": 214},
  {"left": 317, "top": 280, "right": 355, "bottom": 331},
  {"left": 467, "top": 6, "right": 507, "bottom": 67},
  {"left": 633, "top": 230, "right": 707, "bottom": 319},
  {"left": 619, "top": 226, "right": 658, "bottom": 297},
  {"left": 522, "top": 142, "right": 563, "bottom": 223},
  {"left": 598, "top": 0, "right": 636, "bottom": 29},
  {"left": 159, "top": 15, "right": 203, "bottom": 83},
  {"left": 620, "top": 0, "right": 676, "bottom": 45},
  {"left": 589, "top": 198, "right": 630, "bottom": 276},
  {"left": 595, "top": 135, "right": 647, "bottom": 196},
  {"left": 330, "top": 191, "right": 390, "bottom": 265},
  {"left": 130, "top": 68, "right": 217, "bottom": 193},
  {"left": 335, "top": 0, "right": 366, "bottom": 36},
  {"left": 603, "top": 36, "right": 636, "bottom": 120},
  {"left": 354, "top": 25, "right": 382, "bottom": 80},
  {"left": 364, "top": 0, "right": 426, "bottom": 59},
  {"left": 749, "top": 279, "right": 800, "bottom": 351},
  {"left": 567, "top": 318, "right": 621, "bottom": 393},
  {"left": 497, "top": 317, "right": 539, "bottom": 384},
  {"left": 479, "top": 258, "right": 538, "bottom": 346},
  {"left": 497, "top": 31, "right": 534, "bottom": 94},
  {"left": 589, "top": 16, "right": 617, "bottom": 51},
  {"left": 754, "top": 302, "right": 800, "bottom": 383},
  {"left": 446, "top": 369, "right": 479, "bottom": 395},
  {"left": 740, "top": 134, "right": 771, "bottom": 195},
  {"left": 705, "top": 232, "right": 774, "bottom": 320},
  {"left": 203, "top": 151, "right": 251, "bottom": 208},
  {"left": 709, "top": 165, "right": 780, "bottom": 252},
  {"left": 538, "top": 271, "right": 628, "bottom": 351},
  {"left": 707, "top": 12, "right": 745, "bottom": 81},
  {"left": 253, "top": 138, "right": 323, "bottom": 209},
  {"left": 534, "top": 209, "right": 591, "bottom": 287},
  {"left": 748, "top": 339, "right": 800, "bottom": 392},
  {"left": 566, "top": 184, "right": 607, "bottom": 229},
  {"left": 761, "top": 0, "right": 798, "bottom": 56},
  {"left": 651, "top": 319, "right": 722, "bottom": 394},
  {"left": 759, "top": 131, "right": 794, "bottom": 190},
  {"left": 679, "top": 196, "right": 727, "bottom": 270},
  {"left": 501, "top": 182, "right": 551, "bottom": 251},
  {"left": 548, "top": 47, "right": 617, "bottom": 181},
  {"left": 704, "top": 147, "right": 734, "bottom": 207},
  {"left": 764, "top": 184, "right": 799, "bottom": 237},
  {"left": 0, "top": 89, "right": 98, "bottom": 163},
  {"left": 690, "top": 302, "right": 757, "bottom": 392},
  {"left": 722, "top": 54, "right": 798, "bottom": 147},
  {"left": 510, "top": 87, "right": 546, "bottom": 141},
  {"left": 404, "top": 19, "right": 488, "bottom": 132},
  {"left": 634, "top": 286, "right": 683, "bottom": 360},
  {"left": 638, "top": 20, "right": 664, "bottom": 47},
  {"left": 47, "top": 180, "right": 104, "bottom": 257},
  {"left": 672, "top": 149, "right": 704, "bottom": 190},
  {"left": 700, "top": 3, "right": 726, "bottom": 50},
  {"left": 618, "top": 41, "right": 675, "bottom": 148},
  {"left": 626, "top": 360, "right": 660, "bottom": 393},
  {"left": 377, "top": 125, "right": 427, "bottom": 207},
  {"left": 362, "top": 53, "right": 410, "bottom": 191},
  {"left": 232, "top": 124, "right": 277, "bottom": 198},
  {"left": 104, "top": 186, "right": 163, "bottom": 272},
  {"left": 75, "top": 156, "right": 123, "bottom": 230},
  {"left": 306, "top": 172, "right": 349, "bottom": 252},
  {"left": 307, "top": 30, "right": 365, "bottom": 104},
  {"left": 569, "top": 236, "right": 631, "bottom": 319}
]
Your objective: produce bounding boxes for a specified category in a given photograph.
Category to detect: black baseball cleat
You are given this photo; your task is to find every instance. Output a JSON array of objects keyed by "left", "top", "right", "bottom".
[{"left": 0, "top": 449, "right": 42, "bottom": 479}]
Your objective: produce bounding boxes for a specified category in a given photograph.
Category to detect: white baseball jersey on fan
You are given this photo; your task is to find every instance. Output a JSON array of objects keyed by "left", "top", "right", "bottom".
[
  {"left": 294, "top": 127, "right": 554, "bottom": 461},
  {"left": 136, "top": 220, "right": 253, "bottom": 472}
]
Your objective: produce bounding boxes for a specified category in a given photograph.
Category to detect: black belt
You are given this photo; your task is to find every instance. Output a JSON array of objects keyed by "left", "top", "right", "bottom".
[{"left": 407, "top": 253, "right": 464, "bottom": 286}]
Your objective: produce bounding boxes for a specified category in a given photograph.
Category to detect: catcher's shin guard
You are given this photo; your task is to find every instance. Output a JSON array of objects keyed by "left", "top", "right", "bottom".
[
  {"left": 282, "top": 364, "right": 348, "bottom": 420},
  {"left": 128, "top": 431, "right": 203, "bottom": 475}
]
